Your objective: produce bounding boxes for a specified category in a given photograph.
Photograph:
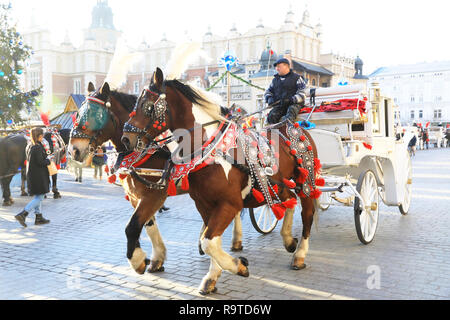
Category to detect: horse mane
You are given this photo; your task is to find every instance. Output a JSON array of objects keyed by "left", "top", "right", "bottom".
[
  {"left": 164, "top": 80, "right": 226, "bottom": 122},
  {"left": 110, "top": 91, "right": 137, "bottom": 113}
]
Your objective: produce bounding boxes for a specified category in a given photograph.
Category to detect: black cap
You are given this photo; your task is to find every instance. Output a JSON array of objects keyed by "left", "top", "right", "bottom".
[{"left": 274, "top": 58, "right": 290, "bottom": 67}]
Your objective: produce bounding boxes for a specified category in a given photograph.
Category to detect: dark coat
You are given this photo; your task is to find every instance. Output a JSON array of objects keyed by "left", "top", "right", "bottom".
[{"left": 26, "top": 143, "right": 51, "bottom": 196}]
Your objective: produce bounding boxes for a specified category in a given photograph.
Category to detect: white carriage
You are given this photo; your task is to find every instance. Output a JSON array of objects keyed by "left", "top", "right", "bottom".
[{"left": 248, "top": 83, "right": 412, "bottom": 244}]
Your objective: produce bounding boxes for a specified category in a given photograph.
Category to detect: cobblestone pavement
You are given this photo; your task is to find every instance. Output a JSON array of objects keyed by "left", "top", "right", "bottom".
[{"left": 0, "top": 148, "right": 449, "bottom": 300}]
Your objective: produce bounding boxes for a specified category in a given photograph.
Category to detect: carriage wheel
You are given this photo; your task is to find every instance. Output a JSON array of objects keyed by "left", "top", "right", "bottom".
[
  {"left": 319, "top": 192, "right": 332, "bottom": 211},
  {"left": 354, "top": 170, "right": 380, "bottom": 245},
  {"left": 248, "top": 206, "right": 278, "bottom": 235},
  {"left": 399, "top": 152, "right": 412, "bottom": 215}
]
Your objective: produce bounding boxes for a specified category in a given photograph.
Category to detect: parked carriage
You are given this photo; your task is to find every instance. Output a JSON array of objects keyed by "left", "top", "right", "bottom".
[{"left": 248, "top": 83, "right": 412, "bottom": 244}]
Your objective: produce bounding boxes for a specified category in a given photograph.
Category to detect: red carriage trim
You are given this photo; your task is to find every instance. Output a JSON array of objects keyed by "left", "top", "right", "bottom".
[{"left": 299, "top": 98, "right": 367, "bottom": 116}]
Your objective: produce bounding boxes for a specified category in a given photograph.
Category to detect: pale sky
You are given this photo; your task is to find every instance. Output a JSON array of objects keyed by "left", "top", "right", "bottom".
[{"left": 8, "top": 0, "right": 450, "bottom": 75}]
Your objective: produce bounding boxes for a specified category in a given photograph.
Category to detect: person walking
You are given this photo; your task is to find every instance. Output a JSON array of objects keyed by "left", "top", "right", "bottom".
[
  {"left": 93, "top": 146, "right": 105, "bottom": 180},
  {"left": 15, "top": 128, "right": 51, "bottom": 227}
]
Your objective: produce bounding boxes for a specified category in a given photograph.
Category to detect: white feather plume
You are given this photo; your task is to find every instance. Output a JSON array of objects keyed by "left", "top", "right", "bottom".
[
  {"left": 165, "top": 42, "right": 204, "bottom": 80},
  {"left": 105, "top": 37, "right": 143, "bottom": 89}
]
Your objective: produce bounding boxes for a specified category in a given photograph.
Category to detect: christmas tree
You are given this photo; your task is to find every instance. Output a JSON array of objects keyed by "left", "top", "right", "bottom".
[{"left": 0, "top": 3, "right": 41, "bottom": 127}]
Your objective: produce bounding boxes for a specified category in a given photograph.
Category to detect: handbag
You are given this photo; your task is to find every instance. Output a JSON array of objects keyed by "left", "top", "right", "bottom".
[{"left": 47, "top": 161, "right": 58, "bottom": 176}]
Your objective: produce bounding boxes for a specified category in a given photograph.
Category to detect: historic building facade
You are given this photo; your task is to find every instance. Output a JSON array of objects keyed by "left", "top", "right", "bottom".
[
  {"left": 21, "top": 1, "right": 366, "bottom": 117},
  {"left": 370, "top": 61, "right": 450, "bottom": 125}
]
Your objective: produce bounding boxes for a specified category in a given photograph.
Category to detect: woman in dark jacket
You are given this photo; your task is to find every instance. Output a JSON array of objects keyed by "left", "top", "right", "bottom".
[{"left": 15, "top": 127, "right": 51, "bottom": 227}]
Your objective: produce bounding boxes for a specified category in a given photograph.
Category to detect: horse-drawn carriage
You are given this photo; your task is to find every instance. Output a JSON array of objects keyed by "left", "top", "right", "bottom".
[{"left": 248, "top": 83, "right": 412, "bottom": 244}]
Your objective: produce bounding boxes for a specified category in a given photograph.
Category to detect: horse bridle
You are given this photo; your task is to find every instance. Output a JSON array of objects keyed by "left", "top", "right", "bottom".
[
  {"left": 71, "top": 96, "right": 119, "bottom": 155},
  {"left": 123, "top": 86, "right": 170, "bottom": 152}
]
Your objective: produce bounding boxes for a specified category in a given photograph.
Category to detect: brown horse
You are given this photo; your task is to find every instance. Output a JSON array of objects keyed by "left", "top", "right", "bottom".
[
  {"left": 69, "top": 82, "right": 244, "bottom": 275},
  {"left": 122, "top": 68, "right": 322, "bottom": 295}
]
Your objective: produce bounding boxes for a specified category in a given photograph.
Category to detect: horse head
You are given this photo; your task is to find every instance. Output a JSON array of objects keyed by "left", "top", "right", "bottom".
[
  {"left": 69, "top": 82, "right": 136, "bottom": 162},
  {"left": 122, "top": 67, "right": 224, "bottom": 152}
]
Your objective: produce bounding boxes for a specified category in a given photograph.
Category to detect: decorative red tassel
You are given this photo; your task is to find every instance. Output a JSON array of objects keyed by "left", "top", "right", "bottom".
[
  {"left": 283, "top": 179, "right": 297, "bottom": 189},
  {"left": 310, "top": 188, "right": 323, "bottom": 199},
  {"left": 307, "top": 145, "right": 313, "bottom": 151},
  {"left": 56, "top": 164, "right": 61, "bottom": 170},
  {"left": 167, "top": 180, "right": 177, "bottom": 196},
  {"left": 119, "top": 174, "right": 127, "bottom": 180},
  {"left": 294, "top": 122, "right": 300, "bottom": 128},
  {"left": 290, "top": 149, "right": 297, "bottom": 156},
  {"left": 316, "top": 178, "right": 325, "bottom": 187},
  {"left": 105, "top": 166, "right": 109, "bottom": 174},
  {"left": 300, "top": 135, "right": 306, "bottom": 142},
  {"left": 296, "top": 168, "right": 309, "bottom": 184},
  {"left": 182, "top": 176, "right": 190, "bottom": 191},
  {"left": 252, "top": 188, "right": 265, "bottom": 203},
  {"left": 282, "top": 198, "right": 298, "bottom": 209},
  {"left": 271, "top": 204, "right": 287, "bottom": 220},
  {"left": 108, "top": 175, "right": 117, "bottom": 184},
  {"left": 125, "top": 195, "right": 130, "bottom": 202},
  {"left": 314, "top": 158, "right": 322, "bottom": 175},
  {"left": 297, "top": 158, "right": 303, "bottom": 165},
  {"left": 285, "top": 140, "right": 292, "bottom": 147}
]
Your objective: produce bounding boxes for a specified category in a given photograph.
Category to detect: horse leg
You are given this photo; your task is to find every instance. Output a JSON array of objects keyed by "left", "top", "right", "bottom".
[
  {"left": 291, "top": 197, "right": 316, "bottom": 270},
  {"left": 20, "top": 169, "right": 28, "bottom": 196},
  {"left": 145, "top": 216, "right": 167, "bottom": 273},
  {"left": 231, "top": 212, "right": 243, "bottom": 252},
  {"left": 199, "top": 205, "right": 249, "bottom": 295},
  {"left": 125, "top": 210, "right": 149, "bottom": 275},
  {"left": 198, "top": 224, "right": 206, "bottom": 256},
  {"left": 2, "top": 177, "right": 13, "bottom": 206},
  {"left": 280, "top": 208, "right": 299, "bottom": 253},
  {"left": 199, "top": 258, "right": 222, "bottom": 295}
]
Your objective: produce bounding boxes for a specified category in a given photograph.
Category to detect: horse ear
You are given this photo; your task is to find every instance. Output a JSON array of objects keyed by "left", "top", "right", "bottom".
[
  {"left": 100, "top": 82, "right": 110, "bottom": 96},
  {"left": 87, "top": 82, "right": 96, "bottom": 93},
  {"left": 153, "top": 67, "right": 164, "bottom": 90}
]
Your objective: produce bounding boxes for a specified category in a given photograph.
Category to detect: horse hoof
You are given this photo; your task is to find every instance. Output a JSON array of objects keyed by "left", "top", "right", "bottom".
[
  {"left": 237, "top": 258, "right": 250, "bottom": 277},
  {"left": 239, "top": 257, "right": 249, "bottom": 267},
  {"left": 148, "top": 260, "right": 165, "bottom": 273},
  {"left": 135, "top": 261, "right": 148, "bottom": 275},
  {"left": 291, "top": 264, "right": 307, "bottom": 271},
  {"left": 285, "top": 238, "right": 298, "bottom": 253},
  {"left": 2, "top": 201, "right": 12, "bottom": 207},
  {"left": 21, "top": 192, "right": 28, "bottom": 197},
  {"left": 231, "top": 242, "right": 243, "bottom": 252},
  {"left": 53, "top": 194, "right": 62, "bottom": 199},
  {"left": 199, "top": 280, "right": 217, "bottom": 295}
]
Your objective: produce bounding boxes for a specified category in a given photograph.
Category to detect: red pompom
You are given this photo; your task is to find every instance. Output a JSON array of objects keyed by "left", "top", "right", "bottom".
[
  {"left": 314, "top": 158, "right": 322, "bottom": 175},
  {"left": 300, "top": 136, "right": 306, "bottom": 142},
  {"left": 285, "top": 140, "right": 292, "bottom": 147},
  {"left": 162, "top": 122, "right": 167, "bottom": 127},
  {"left": 294, "top": 122, "right": 300, "bottom": 128},
  {"left": 125, "top": 195, "right": 130, "bottom": 202},
  {"left": 290, "top": 149, "right": 297, "bottom": 156},
  {"left": 271, "top": 204, "right": 286, "bottom": 220},
  {"left": 182, "top": 176, "right": 190, "bottom": 191},
  {"left": 297, "top": 158, "right": 303, "bottom": 165},
  {"left": 129, "top": 111, "right": 136, "bottom": 118},
  {"left": 108, "top": 175, "right": 117, "bottom": 184},
  {"left": 104, "top": 166, "right": 109, "bottom": 174},
  {"left": 310, "top": 188, "right": 322, "bottom": 199},
  {"left": 252, "top": 188, "right": 265, "bottom": 203},
  {"left": 307, "top": 145, "right": 313, "bottom": 151},
  {"left": 297, "top": 168, "right": 309, "bottom": 184},
  {"left": 283, "top": 179, "right": 297, "bottom": 189},
  {"left": 315, "top": 178, "right": 325, "bottom": 187},
  {"left": 167, "top": 180, "right": 177, "bottom": 196},
  {"left": 282, "top": 198, "right": 298, "bottom": 209},
  {"left": 119, "top": 174, "right": 127, "bottom": 180}
]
